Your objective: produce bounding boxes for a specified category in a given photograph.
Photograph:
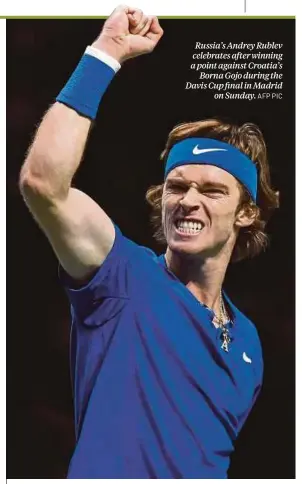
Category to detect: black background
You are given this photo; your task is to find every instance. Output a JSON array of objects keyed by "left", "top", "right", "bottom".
[{"left": 7, "top": 19, "right": 295, "bottom": 478}]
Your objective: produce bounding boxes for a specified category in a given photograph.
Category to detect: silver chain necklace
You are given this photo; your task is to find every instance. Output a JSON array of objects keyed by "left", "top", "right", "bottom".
[{"left": 200, "top": 292, "right": 233, "bottom": 352}]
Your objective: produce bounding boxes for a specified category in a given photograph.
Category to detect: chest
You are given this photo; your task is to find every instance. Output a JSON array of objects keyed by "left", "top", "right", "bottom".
[{"left": 125, "top": 268, "right": 259, "bottom": 418}]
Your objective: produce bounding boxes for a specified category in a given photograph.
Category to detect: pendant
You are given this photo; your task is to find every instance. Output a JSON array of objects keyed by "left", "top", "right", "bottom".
[{"left": 220, "top": 330, "right": 231, "bottom": 352}]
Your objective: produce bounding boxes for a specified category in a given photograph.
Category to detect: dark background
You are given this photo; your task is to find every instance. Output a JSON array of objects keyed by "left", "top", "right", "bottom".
[{"left": 7, "top": 19, "right": 295, "bottom": 478}]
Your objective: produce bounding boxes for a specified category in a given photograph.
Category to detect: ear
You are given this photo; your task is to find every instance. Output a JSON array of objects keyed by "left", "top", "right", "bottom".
[{"left": 235, "top": 203, "right": 259, "bottom": 228}]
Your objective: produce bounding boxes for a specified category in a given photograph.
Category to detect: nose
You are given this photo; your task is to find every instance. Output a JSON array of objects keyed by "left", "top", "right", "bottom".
[{"left": 179, "top": 187, "right": 200, "bottom": 211}]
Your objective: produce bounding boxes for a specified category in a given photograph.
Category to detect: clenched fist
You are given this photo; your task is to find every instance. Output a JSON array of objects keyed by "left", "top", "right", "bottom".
[{"left": 92, "top": 5, "right": 163, "bottom": 63}]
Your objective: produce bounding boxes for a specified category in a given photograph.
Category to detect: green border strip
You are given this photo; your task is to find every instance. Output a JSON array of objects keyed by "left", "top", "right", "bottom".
[{"left": 0, "top": 15, "right": 296, "bottom": 19}]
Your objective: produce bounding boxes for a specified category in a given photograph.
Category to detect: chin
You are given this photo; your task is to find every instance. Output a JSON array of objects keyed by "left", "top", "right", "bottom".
[{"left": 167, "top": 237, "right": 209, "bottom": 258}]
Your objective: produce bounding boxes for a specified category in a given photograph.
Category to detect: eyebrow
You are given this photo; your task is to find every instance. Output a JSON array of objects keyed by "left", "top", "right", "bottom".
[
  {"left": 166, "top": 177, "right": 229, "bottom": 191},
  {"left": 202, "top": 181, "right": 230, "bottom": 191}
]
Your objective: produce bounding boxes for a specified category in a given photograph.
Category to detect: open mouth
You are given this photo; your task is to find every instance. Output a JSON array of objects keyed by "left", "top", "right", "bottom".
[{"left": 174, "top": 218, "right": 204, "bottom": 235}]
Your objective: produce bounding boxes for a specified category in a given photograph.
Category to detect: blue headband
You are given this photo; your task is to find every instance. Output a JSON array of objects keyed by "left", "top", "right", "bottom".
[{"left": 164, "top": 137, "right": 257, "bottom": 202}]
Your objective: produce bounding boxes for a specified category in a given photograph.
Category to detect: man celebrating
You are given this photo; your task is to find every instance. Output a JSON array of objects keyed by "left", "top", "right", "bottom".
[{"left": 19, "top": 5, "right": 279, "bottom": 479}]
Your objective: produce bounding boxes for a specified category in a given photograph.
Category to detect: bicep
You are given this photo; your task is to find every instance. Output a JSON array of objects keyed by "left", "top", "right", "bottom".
[{"left": 26, "top": 187, "right": 115, "bottom": 281}]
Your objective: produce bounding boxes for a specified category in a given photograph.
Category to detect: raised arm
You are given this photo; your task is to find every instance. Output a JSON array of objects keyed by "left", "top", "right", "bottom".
[{"left": 19, "top": 5, "right": 163, "bottom": 282}]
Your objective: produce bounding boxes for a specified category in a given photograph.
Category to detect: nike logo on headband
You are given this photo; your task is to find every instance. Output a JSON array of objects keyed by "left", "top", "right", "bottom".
[{"left": 192, "top": 146, "right": 228, "bottom": 155}]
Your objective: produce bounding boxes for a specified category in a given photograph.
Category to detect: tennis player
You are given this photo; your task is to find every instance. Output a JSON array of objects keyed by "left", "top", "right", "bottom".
[{"left": 19, "top": 5, "right": 279, "bottom": 478}]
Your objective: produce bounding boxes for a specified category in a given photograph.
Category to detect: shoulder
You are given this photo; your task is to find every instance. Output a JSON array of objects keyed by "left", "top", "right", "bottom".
[
  {"left": 59, "top": 224, "right": 159, "bottom": 314},
  {"left": 114, "top": 225, "right": 158, "bottom": 261}
]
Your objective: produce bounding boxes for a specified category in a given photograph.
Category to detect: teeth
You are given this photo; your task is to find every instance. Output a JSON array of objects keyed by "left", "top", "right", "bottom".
[{"left": 176, "top": 219, "right": 203, "bottom": 233}]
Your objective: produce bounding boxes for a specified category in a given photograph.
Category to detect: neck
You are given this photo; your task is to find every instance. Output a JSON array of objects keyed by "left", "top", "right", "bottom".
[{"left": 164, "top": 247, "right": 232, "bottom": 316}]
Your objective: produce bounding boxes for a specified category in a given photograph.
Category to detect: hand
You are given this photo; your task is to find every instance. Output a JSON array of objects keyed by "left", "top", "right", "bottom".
[{"left": 91, "top": 5, "right": 164, "bottom": 63}]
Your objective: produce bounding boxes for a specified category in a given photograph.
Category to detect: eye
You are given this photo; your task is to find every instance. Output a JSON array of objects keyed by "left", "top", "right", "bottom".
[
  {"left": 167, "top": 183, "right": 186, "bottom": 193},
  {"left": 203, "top": 188, "right": 226, "bottom": 197}
]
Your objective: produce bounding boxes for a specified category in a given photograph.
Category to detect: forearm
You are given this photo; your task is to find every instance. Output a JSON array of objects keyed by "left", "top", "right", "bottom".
[
  {"left": 20, "top": 102, "right": 91, "bottom": 201},
  {"left": 20, "top": 42, "right": 122, "bottom": 203}
]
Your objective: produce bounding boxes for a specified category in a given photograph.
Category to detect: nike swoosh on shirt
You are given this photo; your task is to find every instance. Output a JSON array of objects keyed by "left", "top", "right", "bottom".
[
  {"left": 192, "top": 146, "right": 228, "bottom": 155},
  {"left": 242, "top": 352, "right": 252, "bottom": 364}
]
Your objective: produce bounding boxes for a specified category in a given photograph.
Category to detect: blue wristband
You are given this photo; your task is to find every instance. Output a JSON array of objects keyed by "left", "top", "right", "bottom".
[{"left": 56, "top": 53, "right": 116, "bottom": 119}]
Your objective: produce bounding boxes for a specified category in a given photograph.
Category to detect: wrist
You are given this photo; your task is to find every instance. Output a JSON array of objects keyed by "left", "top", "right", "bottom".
[
  {"left": 85, "top": 46, "right": 121, "bottom": 73},
  {"left": 91, "top": 35, "right": 127, "bottom": 64},
  {"left": 56, "top": 52, "right": 117, "bottom": 120}
]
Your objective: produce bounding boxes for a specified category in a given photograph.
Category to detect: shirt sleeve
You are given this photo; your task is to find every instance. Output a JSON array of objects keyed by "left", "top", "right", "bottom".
[{"left": 59, "top": 224, "right": 137, "bottom": 323}]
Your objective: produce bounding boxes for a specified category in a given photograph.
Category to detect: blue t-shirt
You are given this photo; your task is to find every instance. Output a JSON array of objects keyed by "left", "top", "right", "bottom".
[{"left": 60, "top": 225, "right": 263, "bottom": 479}]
